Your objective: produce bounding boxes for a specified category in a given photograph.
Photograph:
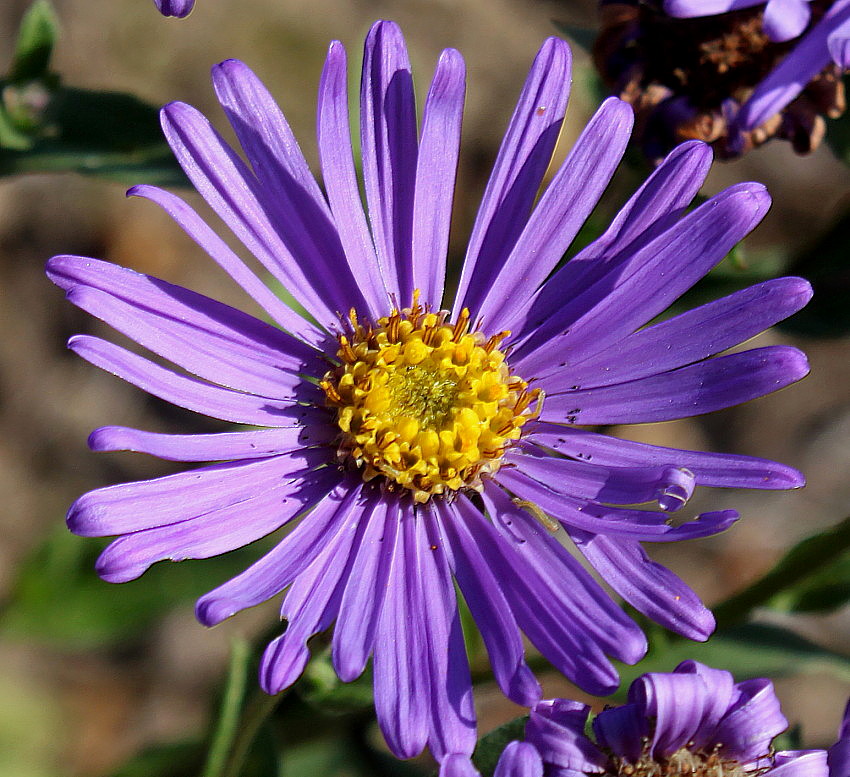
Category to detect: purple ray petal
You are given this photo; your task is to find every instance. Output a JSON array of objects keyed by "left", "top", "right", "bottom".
[
  {"left": 507, "top": 140, "right": 713, "bottom": 343},
  {"left": 535, "top": 277, "right": 812, "bottom": 392},
  {"left": 411, "top": 48, "right": 465, "bottom": 307},
  {"left": 525, "top": 700, "right": 605, "bottom": 773},
  {"left": 96, "top": 463, "right": 339, "bottom": 583},
  {"left": 373, "top": 502, "right": 430, "bottom": 759},
  {"left": 663, "top": 0, "right": 761, "bottom": 16},
  {"left": 68, "top": 447, "right": 333, "bottom": 538},
  {"left": 332, "top": 499, "right": 398, "bottom": 681},
  {"left": 828, "top": 12, "right": 850, "bottom": 67},
  {"left": 671, "top": 661, "right": 738, "bottom": 749},
  {"left": 771, "top": 751, "right": 830, "bottom": 777},
  {"left": 317, "top": 41, "right": 388, "bottom": 316},
  {"left": 196, "top": 477, "right": 361, "bottom": 626},
  {"left": 48, "top": 255, "right": 324, "bottom": 376},
  {"left": 513, "top": 184, "right": 771, "bottom": 371},
  {"left": 126, "top": 186, "right": 328, "bottom": 346},
  {"left": 88, "top": 421, "right": 334, "bottom": 462},
  {"left": 360, "top": 21, "right": 418, "bottom": 302},
  {"left": 418, "top": 506, "right": 476, "bottom": 760},
  {"left": 495, "top": 742, "right": 545, "bottom": 777},
  {"left": 484, "top": 480, "right": 646, "bottom": 664},
  {"left": 441, "top": 755, "right": 482, "bottom": 777},
  {"left": 764, "top": 0, "right": 811, "bottom": 43},
  {"left": 260, "top": 487, "right": 370, "bottom": 694},
  {"left": 593, "top": 704, "right": 647, "bottom": 763},
  {"left": 828, "top": 701, "right": 850, "bottom": 777},
  {"left": 525, "top": 423, "right": 805, "bottom": 490},
  {"left": 160, "top": 101, "right": 341, "bottom": 325},
  {"left": 569, "top": 530, "right": 715, "bottom": 640},
  {"left": 539, "top": 345, "right": 809, "bottom": 426},
  {"left": 477, "top": 98, "right": 634, "bottom": 329},
  {"left": 713, "top": 678, "right": 788, "bottom": 762},
  {"left": 211, "top": 59, "right": 370, "bottom": 318},
  {"left": 154, "top": 0, "right": 194, "bottom": 17},
  {"left": 506, "top": 443, "right": 697, "bottom": 511},
  {"left": 737, "top": 1, "right": 850, "bottom": 130},
  {"left": 435, "top": 498, "right": 543, "bottom": 707},
  {"left": 454, "top": 493, "right": 621, "bottom": 696},
  {"left": 452, "top": 37, "right": 572, "bottom": 316},
  {"left": 69, "top": 335, "right": 322, "bottom": 426}
]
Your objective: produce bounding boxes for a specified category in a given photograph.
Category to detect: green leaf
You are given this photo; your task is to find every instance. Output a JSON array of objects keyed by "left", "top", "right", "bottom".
[
  {"left": 0, "top": 86, "right": 187, "bottom": 185},
  {"left": 472, "top": 715, "right": 528, "bottom": 777},
  {"left": 296, "top": 648, "right": 375, "bottom": 716},
  {"left": 551, "top": 21, "right": 597, "bottom": 53},
  {"left": 8, "top": 0, "right": 59, "bottom": 83},
  {"left": 771, "top": 555, "right": 850, "bottom": 613},
  {"left": 109, "top": 741, "right": 205, "bottom": 777},
  {"left": 614, "top": 623, "right": 850, "bottom": 696}
]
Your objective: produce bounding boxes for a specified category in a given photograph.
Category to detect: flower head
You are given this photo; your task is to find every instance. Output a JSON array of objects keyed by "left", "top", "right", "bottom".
[
  {"left": 595, "top": 0, "right": 850, "bottom": 159},
  {"left": 443, "top": 661, "right": 832, "bottom": 777},
  {"left": 154, "top": 0, "right": 194, "bottom": 18},
  {"left": 48, "top": 21, "right": 810, "bottom": 761}
]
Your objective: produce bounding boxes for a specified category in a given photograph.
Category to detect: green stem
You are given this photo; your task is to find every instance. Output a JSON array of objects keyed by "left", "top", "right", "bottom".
[{"left": 712, "top": 514, "right": 850, "bottom": 630}]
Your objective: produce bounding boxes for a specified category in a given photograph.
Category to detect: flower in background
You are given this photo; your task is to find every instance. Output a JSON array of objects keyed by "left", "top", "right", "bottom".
[
  {"left": 442, "top": 661, "right": 833, "bottom": 777},
  {"left": 49, "top": 20, "right": 810, "bottom": 762},
  {"left": 594, "top": 0, "right": 850, "bottom": 160},
  {"left": 154, "top": 0, "right": 194, "bottom": 18}
]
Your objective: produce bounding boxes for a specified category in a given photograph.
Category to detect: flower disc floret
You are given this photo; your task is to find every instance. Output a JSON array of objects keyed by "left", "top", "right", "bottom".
[{"left": 321, "top": 295, "right": 541, "bottom": 502}]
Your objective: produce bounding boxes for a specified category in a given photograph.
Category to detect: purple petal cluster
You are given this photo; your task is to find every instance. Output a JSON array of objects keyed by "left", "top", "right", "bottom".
[
  {"left": 154, "top": 0, "right": 194, "bottom": 18},
  {"left": 665, "top": 0, "right": 850, "bottom": 132},
  {"left": 49, "top": 21, "right": 810, "bottom": 761},
  {"left": 444, "top": 661, "right": 833, "bottom": 777}
]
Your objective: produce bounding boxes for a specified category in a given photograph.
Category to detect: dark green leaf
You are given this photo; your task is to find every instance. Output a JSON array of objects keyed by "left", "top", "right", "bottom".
[
  {"left": 551, "top": 21, "right": 597, "bottom": 53},
  {"left": 472, "top": 715, "right": 528, "bottom": 777},
  {"left": 297, "top": 648, "right": 375, "bottom": 716},
  {"left": 771, "top": 555, "right": 850, "bottom": 613},
  {"left": 8, "top": 0, "right": 59, "bottom": 83}
]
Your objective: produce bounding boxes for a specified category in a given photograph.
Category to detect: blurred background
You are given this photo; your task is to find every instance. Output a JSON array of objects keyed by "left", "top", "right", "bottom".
[{"left": 0, "top": 0, "right": 849, "bottom": 775}]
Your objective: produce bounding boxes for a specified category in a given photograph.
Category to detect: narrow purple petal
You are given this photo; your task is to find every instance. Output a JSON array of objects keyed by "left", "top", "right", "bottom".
[
  {"left": 828, "top": 14, "right": 850, "bottom": 67},
  {"left": 772, "top": 751, "right": 830, "bottom": 777},
  {"left": 664, "top": 0, "right": 760, "bottom": 15},
  {"left": 536, "top": 277, "right": 812, "bottom": 393},
  {"left": 317, "top": 41, "right": 388, "bottom": 317},
  {"left": 373, "top": 502, "right": 429, "bottom": 759},
  {"left": 477, "top": 98, "right": 634, "bottom": 329},
  {"left": 435, "top": 498, "right": 543, "bottom": 707},
  {"left": 88, "top": 421, "right": 334, "bottom": 462},
  {"left": 418, "top": 506, "right": 477, "bottom": 760},
  {"left": 513, "top": 184, "right": 771, "bottom": 372},
  {"left": 454, "top": 493, "right": 621, "bottom": 696},
  {"left": 360, "top": 21, "right": 418, "bottom": 302},
  {"left": 160, "top": 101, "right": 340, "bottom": 325},
  {"left": 525, "top": 700, "right": 605, "bottom": 773},
  {"left": 96, "top": 463, "right": 339, "bottom": 583},
  {"left": 713, "top": 678, "right": 788, "bottom": 762},
  {"left": 508, "top": 140, "right": 713, "bottom": 342},
  {"left": 737, "top": 1, "right": 850, "bottom": 130},
  {"left": 764, "top": 0, "right": 811, "bottom": 42},
  {"left": 154, "top": 0, "right": 194, "bottom": 17},
  {"left": 828, "top": 701, "right": 850, "bottom": 777},
  {"left": 494, "top": 742, "right": 545, "bottom": 777},
  {"left": 672, "top": 661, "right": 738, "bottom": 750},
  {"left": 211, "top": 59, "right": 370, "bottom": 319},
  {"left": 569, "top": 530, "right": 715, "bottom": 640},
  {"left": 452, "top": 37, "right": 572, "bottom": 316},
  {"left": 69, "top": 335, "right": 322, "bottom": 426},
  {"left": 411, "top": 48, "right": 465, "bottom": 306},
  {"left": 539, "top": 346, "right": 809, "bottom": 426},
  {"left": 441, "top": 755, "right": 482, "bottom": 777},
  {"left": 526, "top": 423, "right": 805, "bottom": 490},
  {"left": 68, "top": 447, "right": 333, "bottom": 538},
  {"left": 260, "top": 487, "right": 370, "bottom": 694},
  {"left": 126, "top": 186, "right": 327, "bottom": 346},
  {"left": 592, "top": 704, "right": 647, "bottom": 763},
  {"left": 195, "top": 477, "right": 361, "bottom": 626},
  {"left": 483, "top": 480, "right": 647, "bottom": 665},
  {"left": 332, "top": 499, "right": 398, "bottom": 681}
]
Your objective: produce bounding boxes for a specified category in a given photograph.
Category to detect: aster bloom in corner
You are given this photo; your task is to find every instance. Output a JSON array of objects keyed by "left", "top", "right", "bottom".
[
  {"left": 595, "top": 0, "right": 850, "bottom": 158},
  {"left": 442, "top": 661, "right": 831, "bottom": 777},
  {"left": 48, "top": 21, "right": 810, "bottom": 762},
  {"left": 154, "top": 0, "right": 194, "bottom": 18}
]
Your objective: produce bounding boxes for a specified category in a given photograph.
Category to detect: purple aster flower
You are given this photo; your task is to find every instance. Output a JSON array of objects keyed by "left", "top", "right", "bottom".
[
  {"left": 443, "top": 661, "right": 831, "bottom": 777},
  {"left": 48, "top": 20, "right": 810, "bottom": 762},
  {"left": 154, "top": 0, "right": 194, "bottom": 18},
  {"left": 829, "top": 701, "right": 850, "bottom": 777},
  {"left": 594, "top": 1, "right": 850, "bottom": 158}
]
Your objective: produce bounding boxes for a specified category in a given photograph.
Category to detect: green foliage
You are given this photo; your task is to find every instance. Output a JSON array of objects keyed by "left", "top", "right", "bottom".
[
  {"left": 472, "top": 715, "right": 528, "bottom": 777},
  {"left": 8, "top": 0, "right": 58, "bottom": 84}
]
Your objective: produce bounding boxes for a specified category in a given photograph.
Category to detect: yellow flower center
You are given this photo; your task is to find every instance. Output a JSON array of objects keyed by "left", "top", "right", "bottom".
[{"left": 320, "top": 293, "right": 542, "bottom": 503}]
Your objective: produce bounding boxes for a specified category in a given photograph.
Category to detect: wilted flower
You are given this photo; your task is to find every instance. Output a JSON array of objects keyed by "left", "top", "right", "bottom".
[
  {"left": 442, "top": 661, "right": 834, "bottom": 777},
  {"left": 594, "top": 0, "right": 850, "bottom": 159},
  {"left": 154, "top": 0, "right": 194, "bottom": 18},
  {"left": 49, "top": 21, "right": 809, "bottom": 761}
]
